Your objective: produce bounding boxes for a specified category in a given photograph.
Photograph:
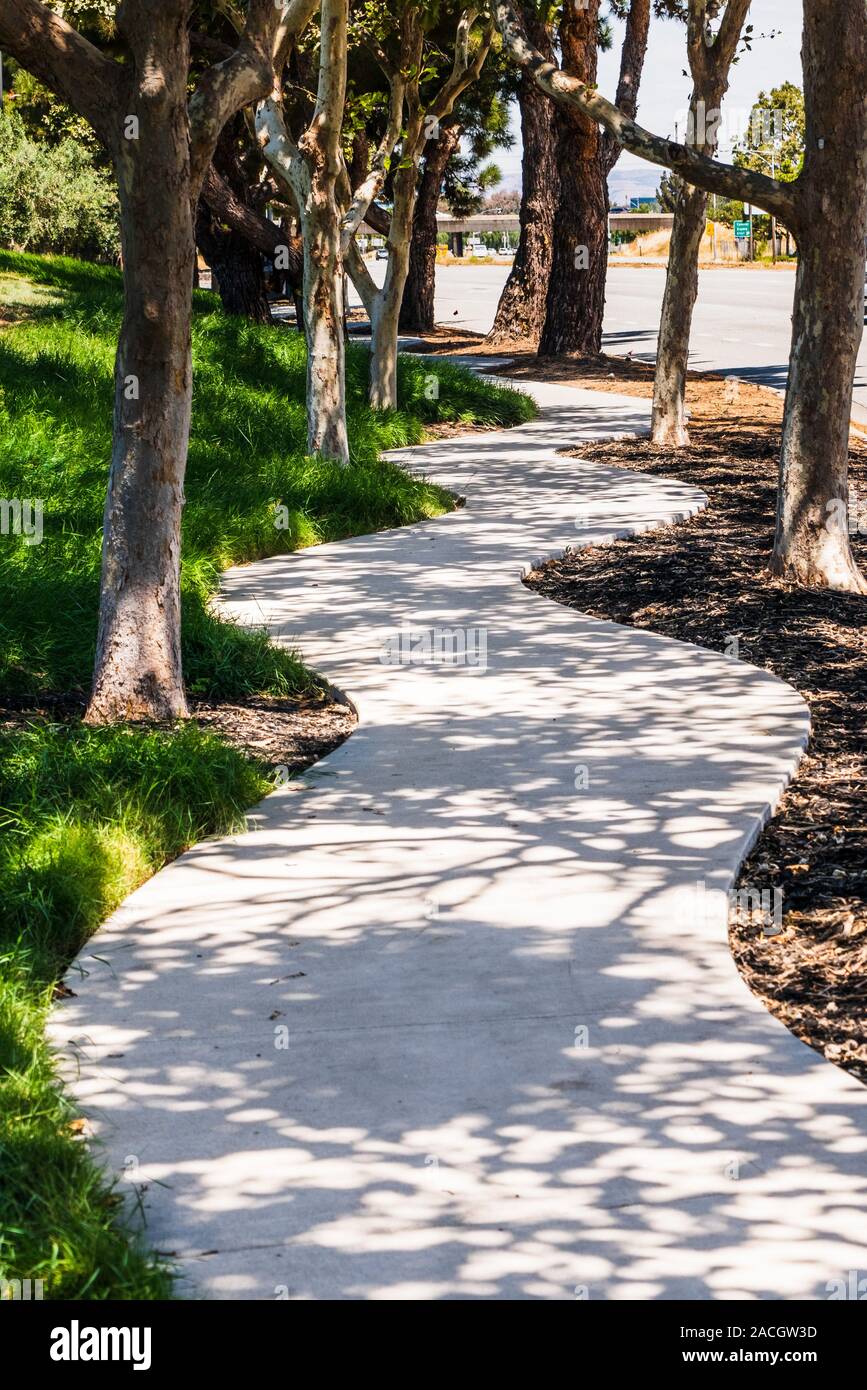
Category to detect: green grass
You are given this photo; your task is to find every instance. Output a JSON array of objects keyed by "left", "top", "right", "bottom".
[{"left": 0, "top": 250, "right": 535, "bottom": 1299}]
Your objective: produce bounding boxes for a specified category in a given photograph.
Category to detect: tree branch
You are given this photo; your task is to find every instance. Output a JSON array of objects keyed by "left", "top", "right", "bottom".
[
  {"left": 344, "top": 240, "right": 379, "bottom": 316},
  {"left": 341, "top": 67, "right": 405, "bottom": 253},
  {"left": 494, "top": 0, "right": 800, "bottom": 226},
  {"left": 0, "top": 0, "right": 123, "bottom": 149},
  {"left": 256, "top": 96, "right": 309, "bottom": 207},
  {"left": 603, "top": 0, "right": 651, "bottom": 176},
  {"left": 189, "top": 0, "right": 318, "bottom": 190},
  {"left": 303, "top": 0, "right": 348, "bottom": 166},
  {"left": 201, "top": 161, "right": 301, "bottom": 280},
  {"left": 711, "top": 0, "right": 753, "bottom": 74},
  {"left": 427, "top": 10, "right": 494, "bottom": 126}
]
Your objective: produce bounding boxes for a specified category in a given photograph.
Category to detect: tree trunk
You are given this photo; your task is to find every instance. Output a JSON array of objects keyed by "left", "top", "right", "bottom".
[
  {"left": 538, "top": 0, "right": 607, "bottom": 357},
  {"left": 369, "top": 168, "right": 416, "bottom": 410},
  {"left": 86, "top": 48, "right": 193, "bottom": 723},
  {"left": 301, "top": 196, "right": 349, "bottom": 461},
  {"left": 196, "top": 204, "right": 272, "bottom": 323},
  {"left": 297, "top": 0, "right": 350, "bottom": 463},
  {"left": 772, "top": 224, "right": 867, "bottom": 591},
  {"left": 770, "top": 1, "right": 867, "bottom": 592},
  {"left": 370, "top": 236, "right": 409, "bottom": 410},
  {"left": 650, "top": 183, "right": 706, "bottom": 445},
  {"left": 650, "top": 3, "right": 748, "bottom": 446},
  {"left": 487, "top": 10, "right": 557, "bottom": 346},
  {"left": 399, "top": 123, "right": 461, "bottom": 333},
  {"left": 215, "top": 234, "right": 272, "bottom": 323}
]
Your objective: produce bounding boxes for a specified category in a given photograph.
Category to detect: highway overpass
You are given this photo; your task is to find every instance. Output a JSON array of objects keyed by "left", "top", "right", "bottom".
[{"left": 433, "top": 211, "right": 674, "bottom": 254}]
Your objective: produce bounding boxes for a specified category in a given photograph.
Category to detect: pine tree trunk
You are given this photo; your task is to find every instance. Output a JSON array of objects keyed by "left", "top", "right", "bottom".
[
  {"left": 486, "top": 10, "right": 557, "bottom": 346},
  {"left": 399, "top": 124, "right": 460, "bottom": 333},
  {"left": 86, "top": 60, "right": 193, "bottom": 723},
  {"left": 651, "top": 184, "right": 707, "bottom": 445},
  {"left": 771, "top": 0, "right": 867, "bottom": 591},
  {"left": 538, "top": 0, "right": 607, "bottom": 357}
]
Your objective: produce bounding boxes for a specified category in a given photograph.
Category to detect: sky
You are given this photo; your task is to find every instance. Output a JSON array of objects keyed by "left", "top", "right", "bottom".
[{"left": 493, "top": 0, "right": 803, "bottom": 198}]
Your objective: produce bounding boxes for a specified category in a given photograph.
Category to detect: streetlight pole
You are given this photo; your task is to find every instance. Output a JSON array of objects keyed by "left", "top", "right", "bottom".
[{"left": 770, "top": 144, "right": 777, "bottom": 263}]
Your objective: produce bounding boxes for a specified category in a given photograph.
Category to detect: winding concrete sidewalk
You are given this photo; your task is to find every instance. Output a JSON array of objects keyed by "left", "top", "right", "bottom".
[{"left": 51, "top": 380, "right": 867, "bottom": 1301}]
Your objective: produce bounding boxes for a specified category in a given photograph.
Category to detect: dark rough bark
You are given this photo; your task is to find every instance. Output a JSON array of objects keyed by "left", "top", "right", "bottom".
[
  {"left": 538, "top": 0, "right": 649, "bottom": 358},
  {"left": 399, "top": 122, "right": 461, "bottom": 333},
  {"left": 538, "top": 0, "right": 604, "bottom": 356},
  {"left": 198, "top": 140, "right": 305, "bottom": 321},
  {"left": 196, "top": 203, "right": 273, "bottom": 322},
  {"left": 486, "top": 6, "right": 557, "bottom": 346},
  {"left": 771, "top": 1, "right": 867, "bottom": 591}
]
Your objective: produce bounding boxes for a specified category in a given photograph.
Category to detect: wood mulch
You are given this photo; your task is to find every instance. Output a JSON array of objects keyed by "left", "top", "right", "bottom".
[
  {"left": 190, "top": 690, "right": 354, "bottom": 771},
  {"left": 1, "top": 689, "right": 355, "bottom": 779},
  {"left": 512, "top": 353, "right": 867, "bottom": 1084}
]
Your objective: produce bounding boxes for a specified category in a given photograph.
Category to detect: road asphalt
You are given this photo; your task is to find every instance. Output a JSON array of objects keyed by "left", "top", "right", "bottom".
[{"left": 398, "top": 261, "right": 867, "bottom": 423}]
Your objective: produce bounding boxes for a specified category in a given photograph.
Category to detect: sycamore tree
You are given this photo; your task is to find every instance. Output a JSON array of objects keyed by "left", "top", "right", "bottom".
[
  {"left": 495, "top": 0, "right": 867, "bottom": 595},
  {"left": 0, "top": 0, "right": 317, "bottom": 723},
  {"left": 651, "top": 0, "right": 751, "bottom": 446},
  {"left": 257, "top": 0, "right": 353, "bottom": 463},
  {"left": 342, "top": 2, "right": 494, "bottom": 410}
]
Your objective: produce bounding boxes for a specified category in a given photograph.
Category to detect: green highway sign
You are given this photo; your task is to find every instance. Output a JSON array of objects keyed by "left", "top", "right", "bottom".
[{"left": 734, "top": 220, "right": 751, "bottom": 239}]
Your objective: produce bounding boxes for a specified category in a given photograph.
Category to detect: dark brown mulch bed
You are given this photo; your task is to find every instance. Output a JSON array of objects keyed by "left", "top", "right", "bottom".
[
  {"left": 524, "top": 377, "right": 867, "bottom": 1084},
  {"left": 1, "top": 689, "right": 355, "bottom": 777},
  {"left": 191, "top": 690, "right": 355, "bottom": 771}
]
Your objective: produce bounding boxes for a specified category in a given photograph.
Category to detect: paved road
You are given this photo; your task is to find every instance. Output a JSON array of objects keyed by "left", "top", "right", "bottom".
[
  {"left": 52, "top": 379, "right": 867, "bottom": 1300},
  {"left": 425, "top": 262, "right": 867, "bottom": 420}
]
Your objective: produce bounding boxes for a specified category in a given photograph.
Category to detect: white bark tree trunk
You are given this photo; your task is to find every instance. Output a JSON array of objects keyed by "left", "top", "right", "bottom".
[
  {"left": 303, "top": 193, "right": 349, "bottom": 460},
  {"left": 345, "top": 10, "right": 493, "bottom": 412},
  {"left": 650, "top": 183, "right": 707, "bottom": 447},
  {"left": 651, "top": 0, "right": 750, "bottom": 447},
  {"left": 258, "top": 0, "right": 350, "bottom": 463},
  {"left": 368, "top": 180, "right": 415, "bottom": 412}
]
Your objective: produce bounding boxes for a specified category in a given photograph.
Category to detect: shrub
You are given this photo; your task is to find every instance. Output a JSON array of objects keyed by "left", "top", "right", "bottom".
[{"left": 0, "top": 111, "right": 120, "bottom": 263}]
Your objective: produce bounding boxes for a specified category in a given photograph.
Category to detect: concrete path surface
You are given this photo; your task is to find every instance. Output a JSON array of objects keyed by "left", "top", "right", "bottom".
[{"left": 51, "top": 380, "right": 867, "bottom": 1301}]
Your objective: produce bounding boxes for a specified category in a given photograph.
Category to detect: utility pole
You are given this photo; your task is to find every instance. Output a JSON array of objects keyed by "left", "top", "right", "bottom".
[{"left": 770, "top": 144, "right": 777, "bottom": 264}]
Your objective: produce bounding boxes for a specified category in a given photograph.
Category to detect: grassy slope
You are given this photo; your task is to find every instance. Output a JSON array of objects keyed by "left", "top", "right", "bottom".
[{"left": 0, "top": 251, "right": 535, "bottom": 1299}]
